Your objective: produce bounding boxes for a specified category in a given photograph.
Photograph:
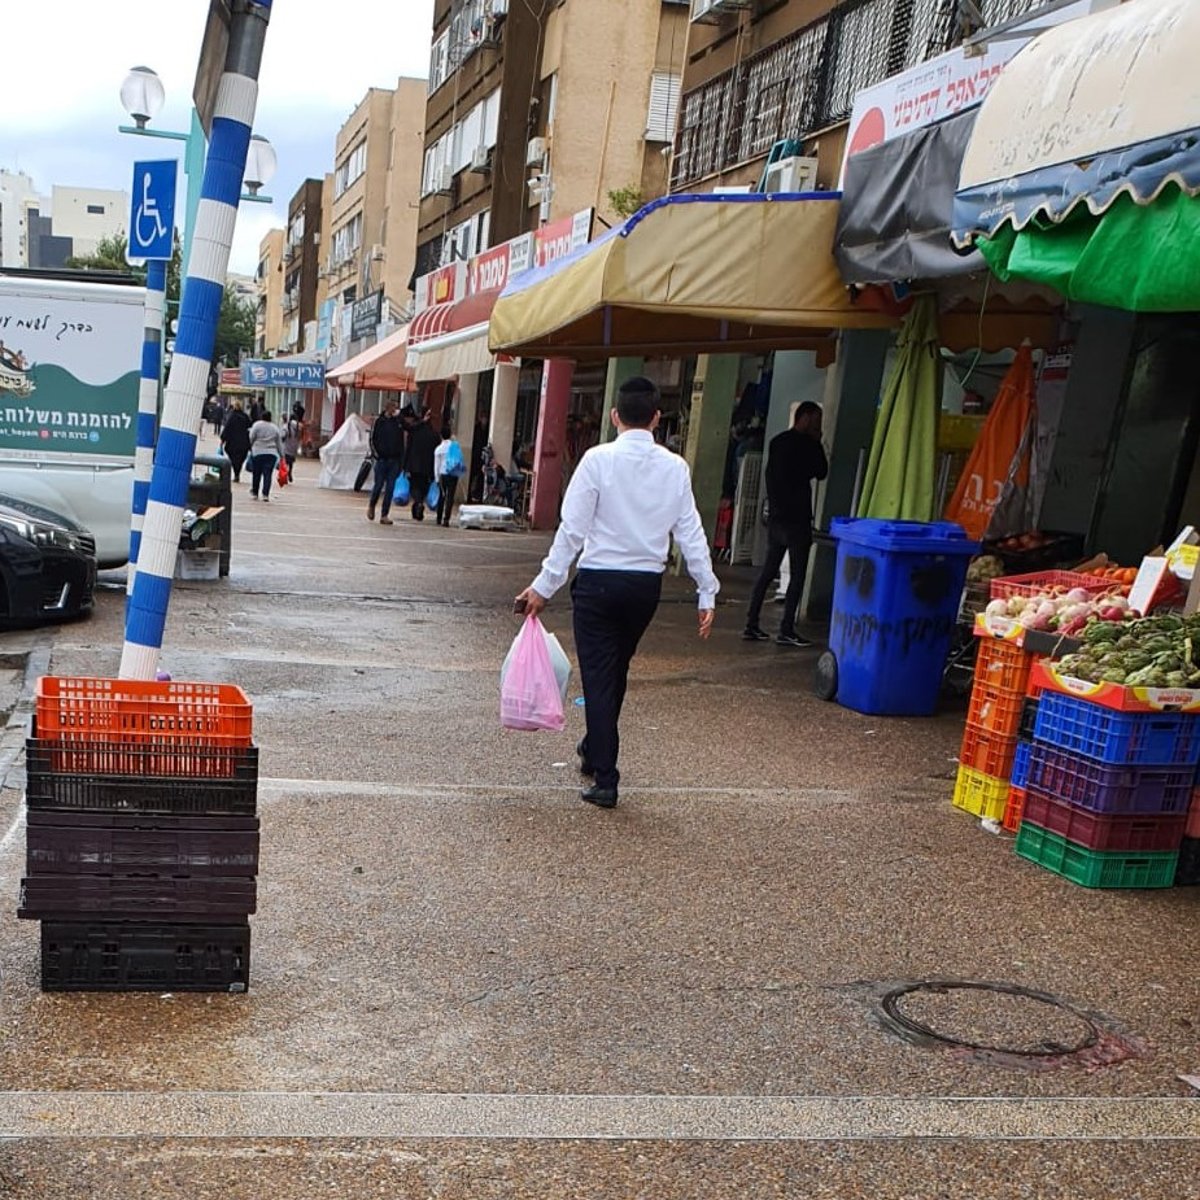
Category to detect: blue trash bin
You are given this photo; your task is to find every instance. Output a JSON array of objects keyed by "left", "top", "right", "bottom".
[{"left": 825, "top": 518, "right": 979, "bottom": 716}]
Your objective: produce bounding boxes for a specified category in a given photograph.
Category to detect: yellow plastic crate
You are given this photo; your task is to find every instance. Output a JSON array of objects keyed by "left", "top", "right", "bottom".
[{"left": 952, "top": 765, "right": 1009, "bottom": 821}]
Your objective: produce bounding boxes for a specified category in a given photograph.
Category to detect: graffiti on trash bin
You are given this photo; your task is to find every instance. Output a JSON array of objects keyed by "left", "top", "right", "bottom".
[
  {"left": 832, "top": 610, "right": 957, "bottom": 658},
  {"left": 842, "top": 554, "right": 876, "bottom": 599}
]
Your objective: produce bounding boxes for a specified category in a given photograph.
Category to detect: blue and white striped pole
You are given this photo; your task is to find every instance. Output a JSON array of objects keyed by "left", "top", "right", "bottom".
[
  {"left": 119, "top": 0, "right": 273, "bottom": 680},
  {"left": 127, "top": 258, "right": 166, "bottom": 597}
]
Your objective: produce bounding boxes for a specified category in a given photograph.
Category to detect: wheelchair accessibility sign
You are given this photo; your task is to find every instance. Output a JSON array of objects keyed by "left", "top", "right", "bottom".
[{"left": 129, "top": 159, "right": 177, "bottom": 261}]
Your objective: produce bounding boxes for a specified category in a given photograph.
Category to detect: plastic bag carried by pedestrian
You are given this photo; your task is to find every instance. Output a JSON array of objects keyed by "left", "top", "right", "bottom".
[
  {"left": 276, "top": 460, "right": 289, "bottom": 488},
  {"left": 393, "top": 472, "right": 411, "bottom": 505},
  {"left": 426, "top": 480, "right": 441, "bottom": 510},
  {"left": 500, "top": 615, "right": 567, "bottom": 732},
  {"left": 445, "top": 440, "right": 466, "bottom": 478}
]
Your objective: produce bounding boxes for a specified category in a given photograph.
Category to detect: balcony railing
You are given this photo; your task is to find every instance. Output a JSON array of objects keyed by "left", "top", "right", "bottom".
[{"left": 672, "top": 0, "right": 1044, "bottom": 189}]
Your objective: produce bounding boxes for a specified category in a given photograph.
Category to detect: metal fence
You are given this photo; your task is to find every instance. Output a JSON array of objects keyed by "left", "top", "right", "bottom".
[{"left": 672, "top": 0, "right": 1044, "bottom": 189}]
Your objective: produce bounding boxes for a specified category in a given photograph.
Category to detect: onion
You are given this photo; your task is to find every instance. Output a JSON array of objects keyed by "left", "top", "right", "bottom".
[{"left": 985, "top": 599, "right": 1008, "bottom": 618}]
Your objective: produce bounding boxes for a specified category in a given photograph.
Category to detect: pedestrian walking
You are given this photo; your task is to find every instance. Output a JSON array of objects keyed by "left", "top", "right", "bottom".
[
  {"left": 247, "top": 409, "right": 286, "bottom": 502},
  {"left": 405, "top": 407, "right": 439, "bottom": 522},
  {"left": 281, "top": 410, "right": 303, "bottom": 483},
  {"left": 743, "top": 401, "right": 828, "bottom": 647},
  {"left": 367, "top": 399, "right": 406, "bottom": 525},
  {"left": 433, "top": 424, "right": 464, "bottom": 527},
  {"left": 513, "top": 376, "right": 719, "bottom": 809},
  {"left": 219, "top": 399, "right": 252, "bottom": 483}
]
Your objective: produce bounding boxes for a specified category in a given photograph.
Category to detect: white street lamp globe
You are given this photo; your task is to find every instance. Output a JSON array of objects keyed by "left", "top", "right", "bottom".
[
  {"left": 244, "top": 135, "right": 277, "bottom": 196},
  {"left": 120, "top": 66, "right": 166, "bottom": 130}
]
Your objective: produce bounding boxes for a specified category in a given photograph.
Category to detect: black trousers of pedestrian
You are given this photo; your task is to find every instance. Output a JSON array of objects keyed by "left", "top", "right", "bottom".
[
  {"left": 746, "top": 521, "right": 812, "bottom": 636},
  {"left": 369, "top": 457, "right": 402, "bottom": 517},
  {"left": 249, "top": 453, "right": 277, "bottom": 498},
  {"left": 436, "top": 473, "right": 459, "bottom": 526},
  {"left": 409, "top": 472, "right": 431, "bottom": 520},
  {"left": 226, "top": 448, "right": 247, "bottom": 482},
  {"left": 572, "top": 569, "right": 663, "bottom": 791}
]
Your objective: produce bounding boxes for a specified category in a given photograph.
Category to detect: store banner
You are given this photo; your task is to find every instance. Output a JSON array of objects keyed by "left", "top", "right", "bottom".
[
  {"left": 944, "top": 344, "right": 1035, "bottom": 540},
  {"left": 350, "top": 290, "right": 384, "bottom": 342}
]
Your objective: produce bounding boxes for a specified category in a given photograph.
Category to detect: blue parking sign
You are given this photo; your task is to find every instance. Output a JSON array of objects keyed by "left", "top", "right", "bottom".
[{"left": 129, "top": 159, "right": 177, "bottom": 261}]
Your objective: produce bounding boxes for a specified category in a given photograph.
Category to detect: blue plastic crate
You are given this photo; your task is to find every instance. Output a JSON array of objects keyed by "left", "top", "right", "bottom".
[
  {"left": 1011, "top": 739, "right": 1033, "bottom": 789},
  {"left": 1033, "top": 691, "right": 1200, "bottom": 767}
]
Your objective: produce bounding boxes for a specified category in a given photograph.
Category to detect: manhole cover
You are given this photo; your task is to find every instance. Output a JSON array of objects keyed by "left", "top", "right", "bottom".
[{"left": 881, "top": 981, "right": 1099, "bottom": 1057}]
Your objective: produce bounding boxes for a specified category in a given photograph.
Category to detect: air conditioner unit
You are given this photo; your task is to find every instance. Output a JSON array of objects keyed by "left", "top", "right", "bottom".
[
  {"left": 370, "top": 243, "right": 384, "bottom": 262},
  {"left": 434, "top": 165, "right": 455, "bottom": 195},
  {"left": 469, "top": 144, "right": 493, "bottom": 174},
  {"left": 761, "top": 155, "right": 819, "bottom": 195},
  {"left": 526, "top": 136, "right": 548, "bottom": 167},
  {"left": 693, "top": 0, "right": 750, "bottom": 18}
]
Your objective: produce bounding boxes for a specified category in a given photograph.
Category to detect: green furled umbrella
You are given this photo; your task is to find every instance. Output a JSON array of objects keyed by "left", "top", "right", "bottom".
[
  {"left": 978, "top": 185, "right": 1200, "bottom": 312},
  {"left": 857, "top": 293, "right": 940, "bottom": 521}
]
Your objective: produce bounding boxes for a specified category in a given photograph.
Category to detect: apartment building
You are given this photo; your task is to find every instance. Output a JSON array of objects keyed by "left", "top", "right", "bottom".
[
  {"left": 415, "top": 0, "right": 689, "bottom": 280},
  {"left": 282, "top": 178, "right": 324, "bottom": 353},
  {"left": 673, "top": 0, "right": 1047, "bottom": 193},
  {"left": 254, "top": 228, "right": 285, "bottom": 357},
  {"left": 50, "top": 186, "right": 128, "bottom": 258}
]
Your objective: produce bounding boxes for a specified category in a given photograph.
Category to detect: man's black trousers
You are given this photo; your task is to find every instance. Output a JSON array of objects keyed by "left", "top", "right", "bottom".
[
  {"left": 746, "top": 521, "right": 812, "bottom": 636},
  {"left": 572, "top": 569, "right": 662, "bottom": 791}
]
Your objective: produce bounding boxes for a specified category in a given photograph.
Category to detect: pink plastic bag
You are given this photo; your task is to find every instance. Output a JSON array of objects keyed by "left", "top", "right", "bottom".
[{"left": 500, "top": 615, "right": 565, "bottom": 732}]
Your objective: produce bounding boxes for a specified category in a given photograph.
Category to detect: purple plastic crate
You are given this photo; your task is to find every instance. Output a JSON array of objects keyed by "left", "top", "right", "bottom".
[
  {"left": 1026, "top": 743, "right": 1195, "bottom": 816},
  {"left": 1033, "top": 692, "right": 1200, "bottom": 767}
]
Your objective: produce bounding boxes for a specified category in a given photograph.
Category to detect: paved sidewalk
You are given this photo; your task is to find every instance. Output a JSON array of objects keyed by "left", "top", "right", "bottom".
[{"left": 0, "top": 459, "right": 1198, "bottom": 1196}]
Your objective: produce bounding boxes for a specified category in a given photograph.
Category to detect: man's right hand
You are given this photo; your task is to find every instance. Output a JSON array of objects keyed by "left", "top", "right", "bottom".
[
  {"left": 699, "top": 608, "right": 715, "bottom": 640},
  {"left": 514, "top": 587, "right": 546, "bottom": 618}
]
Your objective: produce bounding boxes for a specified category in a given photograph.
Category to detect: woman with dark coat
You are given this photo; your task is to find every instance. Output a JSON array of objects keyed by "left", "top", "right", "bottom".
[{"left": 220, "top": 399, "right": 252, "bottom": 482}]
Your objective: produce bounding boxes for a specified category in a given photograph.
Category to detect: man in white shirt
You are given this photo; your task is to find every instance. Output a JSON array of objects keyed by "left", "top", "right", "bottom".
[{"left": 515, "top": 377, "right": 719, "bottom": 809}]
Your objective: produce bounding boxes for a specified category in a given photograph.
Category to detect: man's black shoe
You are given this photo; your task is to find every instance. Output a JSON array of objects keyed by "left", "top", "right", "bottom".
[
  {"left": 776, "top": 631, "right": 814, "bottom": 648},
  {"left": 742, "top": 626, "right": 770, "bottom": 642},
  {"left": 581, "top": 784, "right": 618, "bottom": 809},
  {"left": 576, "top": 738, "right": 595, "bottom": 777}
]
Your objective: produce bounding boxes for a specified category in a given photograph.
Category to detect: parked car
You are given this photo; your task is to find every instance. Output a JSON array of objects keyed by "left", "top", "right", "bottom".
[{"left": 0, "top": 494, "right": 97, "bottom": 626}]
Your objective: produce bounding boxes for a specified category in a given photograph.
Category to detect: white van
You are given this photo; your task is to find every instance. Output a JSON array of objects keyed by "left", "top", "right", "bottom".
[{"left": 0, "top": 273, "right": 145, "bottom": 567}]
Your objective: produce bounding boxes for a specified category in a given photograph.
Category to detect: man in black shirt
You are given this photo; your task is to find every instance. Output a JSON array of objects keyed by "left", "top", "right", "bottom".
[
  {"left": 744, "top": 401, "right": 828, "bottom": 647},
  {"left": 367, "top": 399, "right": 406, "bottom": 525},
  {"left": 405, "top": 407, "right": 441, "bottom": 522}
]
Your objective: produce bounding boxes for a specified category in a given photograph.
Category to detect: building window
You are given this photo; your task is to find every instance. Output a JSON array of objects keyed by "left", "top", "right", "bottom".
[
  {"left": 334, "top": 141, "right": 368, "bottom": 199},
  {"left": 646, "top": 72, "right": 681, "bottom": 143},
  {"left": 86, "top": 204, "right": 106, "bottom": 215},
  {"left": 484, "top": 87, "right": 501, "bottom": 148},
  {"left": 442, "top": 208, "right": 490, "bottom": 265},
  {"left": 330, "top": 211, "right": 363, "bottom": 268},
  {"left": 429, "top": 30, "right": 450, "bottom": 93}
]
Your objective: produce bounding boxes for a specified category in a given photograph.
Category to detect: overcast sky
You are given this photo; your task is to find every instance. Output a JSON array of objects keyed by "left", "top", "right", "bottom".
[{"left": 4, "top": 0, "right": 434, "bottom": 275}]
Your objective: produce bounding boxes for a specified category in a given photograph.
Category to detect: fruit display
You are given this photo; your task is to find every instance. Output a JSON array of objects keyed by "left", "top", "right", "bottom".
[
  {"left": 966, "top": 555, "right": 1006, "bottom": 584},
  {"left": 983, "top": 587, "right": 1132, "bottom": 636},
  {"left": 1083, "top": 564, "right": 1138, "bottom": 588},
  {"left": 991, "top": 531, "right": 1060, "bottom": 555},
  {"left": 1056, "top": 614, "right": 1200, "bottom": 687}
]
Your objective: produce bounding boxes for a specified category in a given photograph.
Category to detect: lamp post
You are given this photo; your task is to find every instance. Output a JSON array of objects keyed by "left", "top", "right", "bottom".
[{"left": 118, "top": 66, "right": 276, "bottom": 276}]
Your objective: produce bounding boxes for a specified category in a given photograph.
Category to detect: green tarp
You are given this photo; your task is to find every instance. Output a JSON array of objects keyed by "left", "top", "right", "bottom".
[
  {"left": 979, "top": 186, "right": 1200, "bottom": 313},
  {"left": 857, "top": 294, "right": 940, "bottom": 522}
]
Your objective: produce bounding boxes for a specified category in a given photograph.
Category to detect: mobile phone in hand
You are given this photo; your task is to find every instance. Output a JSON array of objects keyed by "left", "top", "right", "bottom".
[{"left": 513, "top": 596, "right": 528, "bottom": 615}]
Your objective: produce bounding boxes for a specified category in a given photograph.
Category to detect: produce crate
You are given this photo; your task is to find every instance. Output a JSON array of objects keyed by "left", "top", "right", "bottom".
[
  {"left": 35, "top": 677, "right": 252, "bottom": 745},
  {"left": 967, "top": 682, "right": 1025, "bottom": 736},
  {"left": 1030, "top": 659, "right": 1200, "bottom": 714},
  {"left": 1175, "top": 837, "right": 1200, "bottom": 886},
  {"left": 40, "top": 921, "right": 250, "bottom": 993},
  {"left": 1025, "top": 743, "right": 1194, "bottom": 815},
  {"left": 1188, "top": 791, "right": 1200, "bottom": 840},
  {"left": 1033, "top": 691, "right": 1200, "bottom": 767},
  {"left": 19, "top": 875, "right": 257, "bottom": 920},
  {"left": 25, "top": 812, "right": 260, "bottom": 877},
  {"left": 1015, "top": 823, "right": 1178, "bottom": 889},
  {"left": 989, "top": 570, "right": 1117, "bottom": 602},
  {"left": 1003, "top": 786, "right": 1027, "bottom": 834},
  {"left": 1011, "top": 740, "right": 1033, "bottom": 790},
  {"left": 959, "top": 722, "right": 1018, "bottom": 779},
  {"left": 974, "top": 635, "right": 1033, "bottom": 694},
  {"left": 26, "top": 738, "right": 258, "bottom": 787},
  {"left": 1021, "top": 790, "right": 1186, "bottom": 852},
  {"left": 1019, "top": 697, "right": 1040, "bottom": 740},
  {"left": 952, "top": 765, "right": 1009, "bottom": 821}
]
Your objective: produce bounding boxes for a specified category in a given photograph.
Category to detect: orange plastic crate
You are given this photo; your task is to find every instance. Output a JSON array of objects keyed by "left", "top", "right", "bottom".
[
  {"left": 959, "top": 721, "right": 1018, "bottom": 779},
  {"left": 974, "top": 636, "right": 1032, "bottom": 695},
  {"left": 967, "top": 682, "right": 1025, "bottom": 737},
  {"left": 35, "top": 677, "right": 252, "bottom": 745},
  {"left": 1003, "top": 786, "right": 1027, "bottom": 833},
  {"left": 989, "top": 570, "right": 1118, "bottom": 601}
]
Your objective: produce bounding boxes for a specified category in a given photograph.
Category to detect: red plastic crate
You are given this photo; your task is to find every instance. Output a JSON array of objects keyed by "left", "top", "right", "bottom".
[
  {"left": 35, "top": 677, "right": 252, "bottom": 745},
  {"left": 989, "top": 570, "right": 1120, "bottom": 601},
  {"left": 967, "top": 682, "right": 1025, "bottom": 737},
  {"left": 1003, "top": 786, "right": 1026, "bottom": 833},
  {"left": 959, "top": 722, "right": 1018, "bottom": 779},
  {"left": 1188, "top": 791, "right": 1200, "bottom": 840},
  {"left": 974, "top": 636, "right": 1033, "bottom": 694},
  {"left": 1022, "top": 790, "right": 1187, "bottom": 852}
]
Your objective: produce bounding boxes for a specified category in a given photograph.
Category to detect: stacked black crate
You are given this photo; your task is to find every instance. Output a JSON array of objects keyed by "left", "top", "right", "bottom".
[{"left": 17, "top": 678, "right": 257, "bottom": 992}]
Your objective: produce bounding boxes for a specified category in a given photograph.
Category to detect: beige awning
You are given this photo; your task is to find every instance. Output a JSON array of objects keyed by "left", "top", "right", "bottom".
[
  {"left": 488, "top": 195, "right": 894, "bottom": 361},
  {"left": 325, "top": 325, "right": 415, "bottom": 391},
  {"left": 410, "top": 323, "right": 517, "bottom": 382}
]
